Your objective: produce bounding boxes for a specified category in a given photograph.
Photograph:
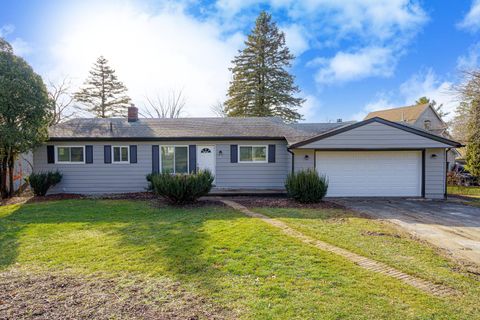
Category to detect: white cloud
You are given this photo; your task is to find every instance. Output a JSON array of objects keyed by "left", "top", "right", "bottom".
[
  {"left": 281, "top": 24, "right": 309, "bottom": 57},
  {"left": 215, "top": 0, "right": 427, "bottom": 42},
  {"left": 313, "top": 46, "right": 396, "bottom": 84},
  {"left": 0, "top": 24, "right": 31, "bottom": 57},
  {"left": 41, "top": 2, "right": 243, "bottom": 117},
  {"left": 286, "top": 0, "right": 427, "bottom": 42},
  {"left": 399, "top": 69, "right": 456, "bottom": 120},
  {"left": 458, "top": 0, "right": 480, "bottom": 32},
  {"left": 299, "top": 94, "right": 320, "bottom": 121},
  {"left": 457, "top": 42, "right": 480, "bottom": 70},
  {"left": 0, "top": 24, "right": 15, "bottom": 37},
  {"left": 355, "top": 69, "right": 457, "bottom": 122},
  {"left": 352, "top": 96, "right": 395, "bottom": 120},
  {"left": 213, "top": 1, "right": 427, "bottom": 85},
  {"left": 10, "top": 38, "right": 32, "bottom": 56}
]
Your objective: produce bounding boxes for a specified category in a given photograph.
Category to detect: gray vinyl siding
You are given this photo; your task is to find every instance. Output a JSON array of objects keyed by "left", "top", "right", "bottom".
[
  {"left": 291, "top": 149, "right": 314, "bottom": 172},
  {"left": 425, "top": 148, "right": 446, "bottom": 198},
  {"left": 34, "top": 142, "right": 152, "bottom": 194},
  {"left": 33, "top": 140, "right": 288, "bottom": 194},
  {"left": 298, "top": 122, "right": 451, "bottom": 149},
  {"left": 414, "top": 108, "right": 444, "bottom": 130},
  {"left": 215, "top": 142, "right": 288, "bottom": 189}
]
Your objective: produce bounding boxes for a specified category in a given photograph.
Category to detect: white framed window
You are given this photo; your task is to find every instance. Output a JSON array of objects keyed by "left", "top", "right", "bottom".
[
  {"left": 160, "top": 145, "right": 189, "bottom": 173},
  {"left": 112, "top": 146, "right": 129, "bottom": 163},
  {"left": 239, "top": 145, "right": 267, "bottom": 163},
  {"left": 56, "top": 146, "right": 85, "bottom": 164}
]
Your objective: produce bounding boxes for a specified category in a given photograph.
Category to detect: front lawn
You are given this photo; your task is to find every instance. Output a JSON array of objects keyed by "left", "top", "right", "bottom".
[
  {"left": 448, "top": 185, "right": 480, "bottom": 197},
  {"left": 1, "top": 199, "right": 479, "bottom": 319},
  {"left": 448, "top": 185, "right": 480, "bottom": 206}
]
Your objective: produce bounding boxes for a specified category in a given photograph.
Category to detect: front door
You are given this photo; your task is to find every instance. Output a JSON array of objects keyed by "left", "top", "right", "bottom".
[{"left": 197, "top": 146, "right": 216, "bottom": 180}]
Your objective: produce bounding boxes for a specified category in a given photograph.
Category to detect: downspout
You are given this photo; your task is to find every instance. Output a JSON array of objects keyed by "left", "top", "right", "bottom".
[
  {"left": 287, "top": 148, "right": 294, "bottom": 174},
  {"left": 444, "top": 148, "right": 451, "bottom": 199}
]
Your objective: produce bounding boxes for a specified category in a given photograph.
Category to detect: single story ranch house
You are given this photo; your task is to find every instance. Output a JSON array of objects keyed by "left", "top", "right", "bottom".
[{"left": 33, "top": 106, "right": 462, "bottom": 198}]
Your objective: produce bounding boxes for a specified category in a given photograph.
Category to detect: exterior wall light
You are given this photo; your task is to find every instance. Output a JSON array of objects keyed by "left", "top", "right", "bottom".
[{"left": 304, "top": 155, "right": 310, "bottom": 160}]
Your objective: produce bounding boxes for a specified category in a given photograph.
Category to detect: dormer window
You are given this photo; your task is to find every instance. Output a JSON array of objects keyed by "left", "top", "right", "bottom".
[{"left": 424, "top": 120, "right": 431, "bottom": 130}]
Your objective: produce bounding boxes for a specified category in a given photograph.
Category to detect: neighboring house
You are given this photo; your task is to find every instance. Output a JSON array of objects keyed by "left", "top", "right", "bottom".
[
  {"left": 365, "top": 103, "right": 458, "bottom": 169},
  {"left": 33, "top": 106, "right": 461, "bottom": 198}
]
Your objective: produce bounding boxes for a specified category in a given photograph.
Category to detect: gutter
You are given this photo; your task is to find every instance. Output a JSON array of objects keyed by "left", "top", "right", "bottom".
[
  {"left": 445, "top": 147, "right": 451, "bottom": 199},
  {"left": 287, "top": 148, "right": 295, "bottom": 174},
  {"left": 47, "top": 136, "right": 288, "bottom": 142}
]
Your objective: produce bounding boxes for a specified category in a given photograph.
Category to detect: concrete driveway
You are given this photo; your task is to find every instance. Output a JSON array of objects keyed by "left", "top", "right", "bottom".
[{"left": 335, "top": 199, "right": 480, "bottom": 270}]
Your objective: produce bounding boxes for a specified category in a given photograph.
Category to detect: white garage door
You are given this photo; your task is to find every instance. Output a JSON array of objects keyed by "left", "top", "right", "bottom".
[{"left": 315, "top": 151, "right": 422, "bottom": 197}]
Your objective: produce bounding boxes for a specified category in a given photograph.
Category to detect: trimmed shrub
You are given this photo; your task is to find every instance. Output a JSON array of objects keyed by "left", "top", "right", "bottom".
[
  {"left": 145, "top": 173, "right": 154, "bottom": 191},
  {"left": 285, "top": 169, "right": 328, "bottom": 203},
  {"left": 27, "top": 171, "right": 63, "bottom": 196},
  {"left": 149, "top": 170, "right": 214, "bottom": 204}
]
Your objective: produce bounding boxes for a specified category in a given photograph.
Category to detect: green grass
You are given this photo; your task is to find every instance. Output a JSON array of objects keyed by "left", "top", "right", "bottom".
[
  {"left": 448, "top": 185, "right": 480, "bottom": 197},
  {"left": 448, "top": 185, "right": 480, "bottom": 206},
  {"left": 256, "top": 207, "right": 480, "bottom": 300},
  {"left": 1, "top": 200, "right": 479, "bottom": 319}
]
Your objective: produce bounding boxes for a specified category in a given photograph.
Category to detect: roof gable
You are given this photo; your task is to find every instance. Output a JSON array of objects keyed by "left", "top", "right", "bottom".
[{"left": 290, "top": 117, "right": 462, "bottom": 149}]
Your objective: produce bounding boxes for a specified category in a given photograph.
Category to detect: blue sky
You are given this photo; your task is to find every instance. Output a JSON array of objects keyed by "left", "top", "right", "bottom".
[{"left": 1, "top": 0, "right": 479, "bottom": 122}]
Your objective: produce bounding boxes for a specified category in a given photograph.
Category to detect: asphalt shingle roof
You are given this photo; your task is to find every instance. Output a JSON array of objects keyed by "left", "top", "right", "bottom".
[
  {"left": 364, "top": 104, "right": 429, "bottom": 123},
  {"left": 48, "top": 117, "right": 349, "bottom": 145}
]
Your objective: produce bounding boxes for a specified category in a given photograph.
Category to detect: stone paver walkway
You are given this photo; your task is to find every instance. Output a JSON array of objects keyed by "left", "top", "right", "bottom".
[{"left": 220, "top": 199, "right": 457, "bottom": 297}]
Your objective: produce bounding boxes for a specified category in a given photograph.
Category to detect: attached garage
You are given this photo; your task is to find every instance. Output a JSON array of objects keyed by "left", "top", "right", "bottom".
[
  {"left": 315, "top": 151, "right": 422, "bottom": 197},
  {"left": 289, "top": 117, "right": 463, "bottom": 199}
]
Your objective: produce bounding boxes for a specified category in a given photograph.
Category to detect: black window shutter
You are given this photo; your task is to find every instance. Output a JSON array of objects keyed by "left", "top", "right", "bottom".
[
  {"left": 104, "top": 145, "right": 112, "bottom": 164},
  {"left": 47, "top": 145, "right": 55, "bottom": 163},
  {"left": 268, "top": 144, "right": 276, "bottom": 163},
  {"left": 152, "top": 145, "right": 159, "bottom": 173},
  {"left": 230, "top": 145, "right": 238, "bottom": 163},
  {"left": 85, "top": 145, "right": 93, "bottom": 163},
  {"left": 130, "top": 145, "right": 137, "bottom": 164},
  {"left": 189, "top": 145, "right": 196, "bottom": 173}
]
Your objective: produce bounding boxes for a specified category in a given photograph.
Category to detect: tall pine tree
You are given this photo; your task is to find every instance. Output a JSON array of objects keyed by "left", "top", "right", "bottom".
[
  {"left": 225, "top": 12, "right": 304, "bottom": 123},
  {"left": 75, "top": 56, "right": 131, "bottom": 118}
]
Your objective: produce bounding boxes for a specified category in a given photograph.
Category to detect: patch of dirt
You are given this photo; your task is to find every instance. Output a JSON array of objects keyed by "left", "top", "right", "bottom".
[
  {"left": 230, "top": 196, "right": 345, "bottom": 209},
  {"left": 26, "top": 193, "right": 85, "bottom": 203},
  {"left": 0, "top": 269, "right": 233, "bottom": 320},
  {"left": 90, "top": 192, "right": 157, "bottom": 201}
]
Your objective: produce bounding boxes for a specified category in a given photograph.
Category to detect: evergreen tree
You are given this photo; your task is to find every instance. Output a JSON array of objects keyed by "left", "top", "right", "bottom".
[
  {"left": 225, "top": 11, "right": 304, "bottom": 123},
  {"left": 74, "top": 56, "right": 131, "bottom": 118}
]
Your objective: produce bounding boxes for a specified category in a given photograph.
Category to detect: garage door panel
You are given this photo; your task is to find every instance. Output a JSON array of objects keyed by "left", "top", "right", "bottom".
[{"left": 316, "top": 151, "right": 421, "bottom": 197}]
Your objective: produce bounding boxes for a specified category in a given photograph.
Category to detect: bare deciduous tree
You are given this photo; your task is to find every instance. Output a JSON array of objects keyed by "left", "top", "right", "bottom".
[
  {"left": 211, "top": 101, "right": 227, "bottom": 117},
  {"left": 452, "top": 70, "right": 480, "bottom": 176},
  {"left": 48, "top": 78, "right": 76, "bottom": 125},
  {"left": 141, "top": 89, "right": 186, "bottom": 118}
]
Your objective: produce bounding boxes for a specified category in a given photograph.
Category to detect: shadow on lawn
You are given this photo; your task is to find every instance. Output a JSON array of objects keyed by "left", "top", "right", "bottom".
[
  {"left": 0, "top": 199, "right": 240, "bottom": 295},
  {"left": 0, "top": 205, "right": 24, "bottom": 269}
]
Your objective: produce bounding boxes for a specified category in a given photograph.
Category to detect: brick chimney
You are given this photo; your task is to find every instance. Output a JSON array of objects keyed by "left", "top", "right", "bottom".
[{"left": 128, "top": 104, "right": 138, "bottom": 122}]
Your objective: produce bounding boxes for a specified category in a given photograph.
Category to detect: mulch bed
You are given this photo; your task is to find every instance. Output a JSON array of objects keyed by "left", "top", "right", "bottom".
[
  {"left": 230, "top": 196, "right": 345, "bottom": 209},
  {"left": 2, "top": 192, "right": 338, "bottom": 210},
  {"left": 0, "top": 269, "right": 232, "bottom": 320}
]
